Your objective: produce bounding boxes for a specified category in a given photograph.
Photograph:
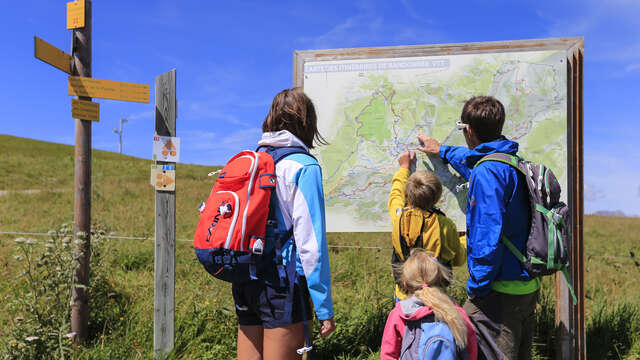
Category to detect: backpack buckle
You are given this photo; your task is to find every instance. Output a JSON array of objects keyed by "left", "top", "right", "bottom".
[{"left": 251, "top": 237, "right": 264, "bottom": 255}]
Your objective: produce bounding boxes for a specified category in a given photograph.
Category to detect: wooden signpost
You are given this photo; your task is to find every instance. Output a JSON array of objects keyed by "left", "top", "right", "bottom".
[
  {"left": 69, "top": 0, "right": 92, "bottom": 343},
  {"left": 33, "top": 0, "right": 151, "bottom": 344},
  {"left": 153, "top": 69, "right": 177, "bottom": 359}
]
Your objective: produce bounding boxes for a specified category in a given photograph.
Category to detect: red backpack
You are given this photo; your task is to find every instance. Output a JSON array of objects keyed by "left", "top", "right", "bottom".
[{"left": 193, "top": 146, "right": 310, "bottom": 283}]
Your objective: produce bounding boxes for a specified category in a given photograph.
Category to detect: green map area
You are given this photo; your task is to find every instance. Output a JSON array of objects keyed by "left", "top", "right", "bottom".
[{"left": 304, "top": 50, "right": 567, "bottom": 232}]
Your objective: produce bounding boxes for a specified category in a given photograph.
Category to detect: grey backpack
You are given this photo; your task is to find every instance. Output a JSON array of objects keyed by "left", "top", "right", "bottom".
[{"left": 475, "top": 153, "right": 576, "bottom": 303}]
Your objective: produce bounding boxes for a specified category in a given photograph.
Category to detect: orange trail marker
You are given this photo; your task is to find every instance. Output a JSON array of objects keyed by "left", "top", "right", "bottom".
[
  {"left": 150, "top": 165, "right": 176, "bottom": 191},
  {"left": 152, "top": 135, "right": 180, "bottom": 162},
  {"left": 34, "top": 36, "right": 72, "bottom": 74},
  {"left": 68, "top": 76, "right": 149, "bottom": 103}
]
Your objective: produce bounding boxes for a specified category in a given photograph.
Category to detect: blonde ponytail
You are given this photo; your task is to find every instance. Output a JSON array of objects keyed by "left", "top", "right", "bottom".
[{"left": 401, "top": 248, "right": 468, "bottom": 350}]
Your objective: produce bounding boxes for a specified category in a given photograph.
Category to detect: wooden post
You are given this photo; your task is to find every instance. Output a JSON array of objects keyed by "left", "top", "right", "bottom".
[
  {"left": 154, "top": 69, "right": 177, "bottom": 359},
  {"left": 71, "top": 0, "right": 92, "bottom": 343},
  {"left": 556, "top": 41, "right": 585, "bottom": 360}
]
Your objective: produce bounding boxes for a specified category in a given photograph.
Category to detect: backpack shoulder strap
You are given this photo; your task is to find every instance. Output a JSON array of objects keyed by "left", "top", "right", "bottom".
[
  {"left": 430, "top": 207, "right": 446, "bottom": 217},
  {"left": 474, "top": 152, "right": 526, "bottom": 176}
]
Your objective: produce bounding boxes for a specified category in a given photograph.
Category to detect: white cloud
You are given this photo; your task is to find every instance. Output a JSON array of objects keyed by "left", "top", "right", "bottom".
[
  {"left": 399, "top": 0, "right": 434, "bottom": 25},
  {"left": 584, "top": 183, "right": 605, "bottom": 201},
  {"left": 296, "top": 3, "right": 446, "bottom": 50},
  {"left": 127, "top": 110, "right": 154, "bottom": 121},
  {"left": 182, "top": 100, "right": 248, "bottom": 127},
  {"left": 584, "top": 148, "right": 640, "bottom": 215},
  {"left": 182, "top": 127, "right": 261, "bottom": 151},
  {"left": 626, "top": 63, "right": 640, "bottom": 73},
  {"left": 180, "top": 127, "right": 263, "bottom": 165},
  {"left": 539, "top": 0, "right": 640, "bottom": 67}
]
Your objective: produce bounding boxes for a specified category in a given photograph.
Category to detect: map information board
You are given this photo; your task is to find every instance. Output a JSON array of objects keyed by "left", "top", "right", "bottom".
[{"left": 303, "top": 50, "right": 567, "bottom": 232}]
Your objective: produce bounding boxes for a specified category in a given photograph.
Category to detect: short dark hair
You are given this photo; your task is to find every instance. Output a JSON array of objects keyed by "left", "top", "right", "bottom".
[
  {"left": 405, "top": 170, "right": 442, "bottom": 212},
  {"left": 460, "top": 96, "right": 505, "bottom": 143},
  {"left": 262, "top": 88, "right": 327, "bottom": 149}
]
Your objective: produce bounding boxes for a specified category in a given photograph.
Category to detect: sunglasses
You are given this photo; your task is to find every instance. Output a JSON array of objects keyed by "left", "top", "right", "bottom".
[{"left": 456, "top": 120, "right": 467, "bottom": 131}]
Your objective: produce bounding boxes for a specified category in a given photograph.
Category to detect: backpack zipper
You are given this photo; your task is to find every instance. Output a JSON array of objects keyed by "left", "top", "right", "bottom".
[
  {"left": 217, "top": 190, "right": 240, "bottom": 249},
  {"left": 239, "top": 151, "right": 259, "bottom": 250}
]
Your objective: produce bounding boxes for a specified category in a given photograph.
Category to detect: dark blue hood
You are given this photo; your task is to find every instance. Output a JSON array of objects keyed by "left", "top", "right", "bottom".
[{"left": 464, "top": 136, "right": 519, "bottom": 168}]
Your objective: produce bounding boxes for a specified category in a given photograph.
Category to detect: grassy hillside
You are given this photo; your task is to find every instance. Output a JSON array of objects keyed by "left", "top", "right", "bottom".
[
  {"left": 0, "top": 134, "right": 217, "bottom": 238},
  {"left": 1, "top": 135, "right": 640, "bottom": 359}
]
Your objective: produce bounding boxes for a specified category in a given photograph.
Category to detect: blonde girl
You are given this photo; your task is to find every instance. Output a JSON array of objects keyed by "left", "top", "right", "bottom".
[{"left": 381, "top": 248, "right": 477, "bottom": 359}]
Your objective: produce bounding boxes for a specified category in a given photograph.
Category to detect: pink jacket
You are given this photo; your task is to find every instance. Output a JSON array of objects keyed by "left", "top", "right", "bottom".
[{"left": 380, "top": 297, "right": 477, "bottom": 360}]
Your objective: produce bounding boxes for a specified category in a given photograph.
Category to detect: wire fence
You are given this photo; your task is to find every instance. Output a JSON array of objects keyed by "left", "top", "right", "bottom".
[
  {"left": 0, "top": 231, "right": 391, "bottom": 250},
  {"left": 3, "top": 231, "right": 636, "bottom": 260}
]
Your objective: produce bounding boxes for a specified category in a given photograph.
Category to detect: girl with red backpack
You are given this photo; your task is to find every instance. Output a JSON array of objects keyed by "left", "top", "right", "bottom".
[{"left": 233, "top": 88, "right": 336, "bottom": 359}]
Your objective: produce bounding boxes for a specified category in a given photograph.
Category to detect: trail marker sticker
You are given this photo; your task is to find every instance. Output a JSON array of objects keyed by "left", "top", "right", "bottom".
[
  {"left": 151, "top": 164, "right": 176, "bottom": 191},
  {"left": 152, "top": 135, "right": 180, "bottom": 162},
  {"left": 71, "top": 99, "right": 99, "bottom": 121},
  {"left": 34, "top": 36, "right": 72, "bottom": 74},
  {"left": 68, "top": 76, "right": 150, "bottom": 103},
  {"left": 67, "top": 0, "right": 85, "bottom": 30}
]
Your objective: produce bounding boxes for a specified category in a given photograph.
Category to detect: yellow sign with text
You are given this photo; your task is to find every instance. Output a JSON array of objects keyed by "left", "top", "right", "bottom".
[
  {"left": 67, "top": 0, "right": 85, "bottom": 30},
  {"left": 72, "top": 99, "right": 99, "bottom": 122},
  {"left": 34, "top": 36, "right": 71, "bottom": 74},
  {"left": 68, "top": 76, "right": 150, "bottom": 103}
]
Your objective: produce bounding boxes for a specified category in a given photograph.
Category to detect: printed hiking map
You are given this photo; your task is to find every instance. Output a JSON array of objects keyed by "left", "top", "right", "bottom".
[{"left": 303, "top": 50, "right": 567, "bottom": 232}]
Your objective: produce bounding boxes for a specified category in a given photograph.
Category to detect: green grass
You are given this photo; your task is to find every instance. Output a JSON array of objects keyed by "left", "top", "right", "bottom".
[{"left": 2, "top": 134, "right": 640, "bottom": 359}]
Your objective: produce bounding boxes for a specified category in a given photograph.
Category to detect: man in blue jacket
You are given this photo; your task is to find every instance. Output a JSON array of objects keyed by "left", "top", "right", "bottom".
[{"left": 417, "top": 96, "right": 538, "bottom": 360}]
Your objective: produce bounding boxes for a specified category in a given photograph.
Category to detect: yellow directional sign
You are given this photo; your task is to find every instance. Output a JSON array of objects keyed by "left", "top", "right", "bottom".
[
  {"left": 34, "top": 36, "right": 71, "bottom": 74},
  {"left": 67, "top": 0, "right": 85, "bottom": 30},
  {"left": 68, "top": 76, "right": 150, "bottom": 103},
  {"left": 72, "top": 99, "right": 99, "bottom": 122}
]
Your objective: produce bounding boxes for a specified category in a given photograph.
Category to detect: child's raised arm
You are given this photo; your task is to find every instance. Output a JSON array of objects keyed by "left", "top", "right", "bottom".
[{"left": 388, "top": 146, "right": 415, "bottom": 221}]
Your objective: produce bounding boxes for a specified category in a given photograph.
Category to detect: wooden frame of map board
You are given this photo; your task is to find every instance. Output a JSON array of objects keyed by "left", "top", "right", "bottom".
[{"left": 294, "top": 37, "right": 585, "bottom": 359}]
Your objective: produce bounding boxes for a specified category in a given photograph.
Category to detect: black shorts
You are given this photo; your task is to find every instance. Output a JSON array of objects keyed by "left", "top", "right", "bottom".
[{"left": 231, "top": 275, "right": 313, "bottom": 329}]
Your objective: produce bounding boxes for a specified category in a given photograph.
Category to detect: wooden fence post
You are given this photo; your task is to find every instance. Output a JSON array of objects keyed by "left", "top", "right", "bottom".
[
  {"left": 154, "top": 69, "right": 177, "bottom": 359},
  {"left": 71, "top": 0, "right": 92, "bottom": 343}
]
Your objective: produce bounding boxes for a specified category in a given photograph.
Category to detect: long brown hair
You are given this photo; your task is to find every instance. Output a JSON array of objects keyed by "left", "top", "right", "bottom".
[
  {"left": 262, "top": 88, "right": 327, "bottom": 149},
  {"left": 400, "top": 248, "right": 468, "bottom": 350}
]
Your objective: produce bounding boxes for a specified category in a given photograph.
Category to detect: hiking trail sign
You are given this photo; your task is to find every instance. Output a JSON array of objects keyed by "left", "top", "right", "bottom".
[
  {"left": 33, "top": 0, "right": 151, "bottom": 346},
  {"left": 71, "top": 99, "right": 99, "bottom": 122},
  {"left": 68, "top": 76, "right": 149, "bottom": 103},
  {"left": 34, "top": 36, "right": 72, "bottom": 74}
]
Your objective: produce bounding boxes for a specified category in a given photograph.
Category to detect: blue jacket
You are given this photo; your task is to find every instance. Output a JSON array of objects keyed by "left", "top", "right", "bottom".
[{"left": 440, "top": 138, "right": 532, "bottom": 297}]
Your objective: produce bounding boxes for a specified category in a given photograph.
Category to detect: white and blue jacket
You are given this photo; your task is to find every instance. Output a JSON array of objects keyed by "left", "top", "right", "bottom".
[{"left": 258, "top": 130, "right": 334, "bottom": 321}]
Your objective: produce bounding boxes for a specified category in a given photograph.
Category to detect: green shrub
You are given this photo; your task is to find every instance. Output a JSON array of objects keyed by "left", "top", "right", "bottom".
[{"left": 1, "top": 224, "right": 128, "bottom": 359}]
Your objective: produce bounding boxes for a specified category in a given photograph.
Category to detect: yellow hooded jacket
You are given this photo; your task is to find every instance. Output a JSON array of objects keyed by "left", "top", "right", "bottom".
[{"left": 388, "top": 168, "right": 467, "bottom": 300}]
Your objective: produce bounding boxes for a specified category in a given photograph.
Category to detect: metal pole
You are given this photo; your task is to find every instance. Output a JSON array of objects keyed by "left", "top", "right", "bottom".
[
  {"left": 71, "top": 0, "right": 92, "bottom": 343},
  {"left": 113, "top": 118, "right": 127, "bottom": 154},
  {"left": 118, "top": 120, "right": 122, "bottom": 153}
]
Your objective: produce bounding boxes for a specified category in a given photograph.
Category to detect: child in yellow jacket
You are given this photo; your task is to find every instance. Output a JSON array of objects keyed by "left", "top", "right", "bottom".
[{"left": 389, "top": 146, "right": 467, "bottom": 300}]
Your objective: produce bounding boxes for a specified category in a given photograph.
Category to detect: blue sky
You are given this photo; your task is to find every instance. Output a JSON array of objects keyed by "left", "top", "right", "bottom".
[{"left": 1, "top": 0, "right": 639, "bottom": 215}]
